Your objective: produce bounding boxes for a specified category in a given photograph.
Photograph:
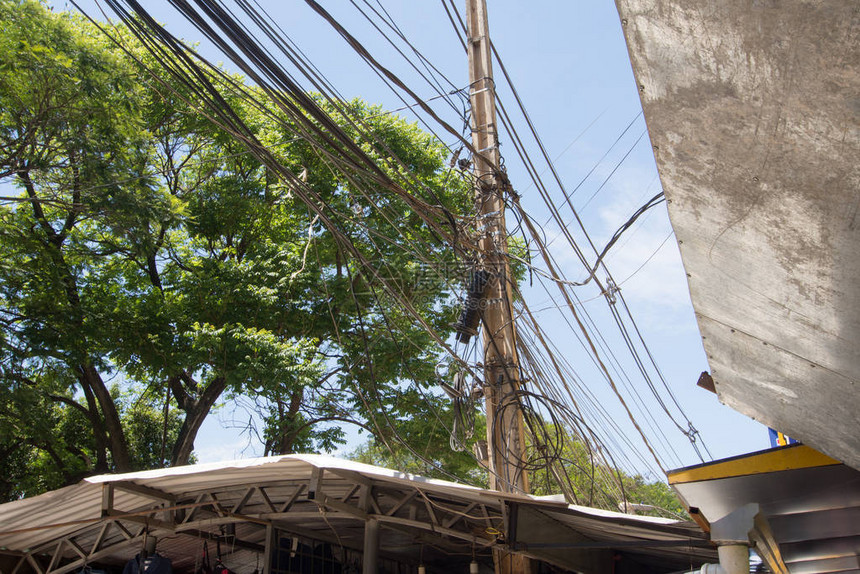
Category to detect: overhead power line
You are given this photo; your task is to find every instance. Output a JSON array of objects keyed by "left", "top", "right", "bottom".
[{"left": 67, "top": 0, "right": 713, "bottom": 493}]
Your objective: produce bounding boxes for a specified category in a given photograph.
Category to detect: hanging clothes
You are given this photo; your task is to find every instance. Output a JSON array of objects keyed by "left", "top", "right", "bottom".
[{"left": 122, "top": 553, "right": 173, "bottom": 574}]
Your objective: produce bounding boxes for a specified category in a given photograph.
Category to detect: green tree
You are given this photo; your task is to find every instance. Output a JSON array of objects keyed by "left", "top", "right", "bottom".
[
  {"left": 527, "top": 425, "right": 687, "bottom": 518},
  {"left": 0, "top": 0, "right": 470, "bottom": 499},
  {"left": 350, "top": 391, "right": 489, "bottom": 486},
  {"left": 0, "top": 381, "right": 184, "bottom": 500},
  {"left": 0, "top": 0, "right": 156, "bottom": 477}
]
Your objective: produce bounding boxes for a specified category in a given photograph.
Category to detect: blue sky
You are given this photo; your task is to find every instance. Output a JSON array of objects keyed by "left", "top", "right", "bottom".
[{"left": 55, "top": 0, "right": 770, "bottom": 475}]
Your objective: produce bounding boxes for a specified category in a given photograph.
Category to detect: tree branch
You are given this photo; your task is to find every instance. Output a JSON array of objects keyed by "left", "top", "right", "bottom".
[
  {"left": 168, "top": 374, "right": 191, "bottom": 411},
  {"left": 171, "top": 375, "right": 228, "bottom": 466},
  {"left": 59, "top": 150, "right": 80, "bottom": 240},
  {"left": 17, "top": 168, "right": 57, "bottom": 241}
]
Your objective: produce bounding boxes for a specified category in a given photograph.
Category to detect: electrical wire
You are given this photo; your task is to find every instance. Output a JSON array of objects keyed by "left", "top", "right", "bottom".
[{"left": 69, "top": 0, "right": 715, "bottom": 499}]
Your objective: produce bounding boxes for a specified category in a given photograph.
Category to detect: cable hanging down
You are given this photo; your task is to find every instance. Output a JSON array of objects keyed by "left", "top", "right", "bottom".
[{"left": 73, "top": 0, "right": 713, "bottom": 499}]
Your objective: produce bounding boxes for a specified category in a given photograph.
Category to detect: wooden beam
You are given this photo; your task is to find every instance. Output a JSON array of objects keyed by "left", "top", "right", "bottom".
[
  {"left": 25, "top": 555, "right": 44, "bottom": 574},
  {"left": 66, "top": 540, "right": 86, "bottom": 561},
  {"left": 257, "top": 512, "right": 353, "bottom": 521},
  {"left": 176, "top": 516, "right": 248, "bottom": 531},
  {"left": 444, "top": 502, "right": 478, "bottom": 529},
  {"left": 101, "top": 485, "right": 114, "bottom": 518},
  {"left": 279, "top": 484, "right": 306, "bottom": 513},
  {"left": 45, "top": 541, "right": 64, "bottom": 573},
  {"left": 749, "top": 514, "right": 789, "bottom": 574},
  {"left": 111, "top": 482, "right": 176, "bottom": 504},
  {"left": 173, "top": 530, "right": 264, "bottom": 554},
  {"left": 419, "top": 492, "right": 439, "bottom": 526},
  {"left": 385, "top": 491, "right": 417, "bottom": 517},
  {"left": 90, "top": 522, "right": 110, "bottom": 555},
  {"left": 321, "top": 495, "right": 368, "bottom": 521},
  {"left": 102, "top": 512, "right": 175, "bottom": 532},
  {"left": 307, "top": 469, "right": 322, "bottom": 501},
  {"left": 326, "top": 469, "right": 371, "bottom": 488},
  {"left": 362, "top": 519, "right": 379, "bottom": 574},
  {"left": 507, "top": 503, "right": 520, "bottom": 548},
  {"left": 257, "top": 487, "right": 277, "bottom": 514},
  {"left": 183, "top": 494, "right": 206, "bottom": 524},
  {"left": 207, "top": 493, "right": 229, "bottom": 517},
  {"left": 262, "top": 524, "right": 275, "bottom": 574},
  {"left": 688, "top": 507, "right": 711, "bottom": 534},
  {"left": 49, "top": 537, "right": 142, "bottom": 574},
  {"left": 368, "top": 493, "right": 382, "bottom": 515},
  {"left": 480, "top": 504, "right": 493, "bottom": 527},
  {"left": 342, "top": 484, "right": 361, "bottom": 505},
  {"left": 233, "top": 487, "right": 256, "bottom": 514},
  {"left": 377, "top": 515, "right": 495, "bottom": 546}
]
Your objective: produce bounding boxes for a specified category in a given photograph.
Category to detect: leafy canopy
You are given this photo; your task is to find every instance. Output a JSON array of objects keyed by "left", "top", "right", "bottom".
[{"left": 0, "top": 0, "right": 471, "bottom": 500}]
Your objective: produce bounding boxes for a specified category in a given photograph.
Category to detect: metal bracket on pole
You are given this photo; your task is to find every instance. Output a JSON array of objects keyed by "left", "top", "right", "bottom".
[
  {"left": 710, "top": 503, "right": 758, "bottom": 544},
  {"left": 709, "top": 503, "right": 758, "bottom": 574}
]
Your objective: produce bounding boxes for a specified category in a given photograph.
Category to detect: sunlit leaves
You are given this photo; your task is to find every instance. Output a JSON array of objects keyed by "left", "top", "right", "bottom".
[{"left": 0, "top": 0, "right": 473, "bottom": 498}]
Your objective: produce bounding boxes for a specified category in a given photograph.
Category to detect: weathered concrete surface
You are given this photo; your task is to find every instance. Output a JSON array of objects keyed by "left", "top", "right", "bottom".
[{"left": 615, "top": 1, "right": 860, "bottom": 468}]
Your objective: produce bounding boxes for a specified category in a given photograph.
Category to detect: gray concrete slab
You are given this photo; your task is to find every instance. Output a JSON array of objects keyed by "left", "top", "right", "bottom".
[{"left": 615, "top": 0, "right": 860, "bottom": 468}]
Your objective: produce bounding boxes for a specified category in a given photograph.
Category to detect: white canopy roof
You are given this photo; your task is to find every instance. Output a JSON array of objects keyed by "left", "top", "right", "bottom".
[{"left": 0, "top": 454, "right": 713, "bottom": 573}]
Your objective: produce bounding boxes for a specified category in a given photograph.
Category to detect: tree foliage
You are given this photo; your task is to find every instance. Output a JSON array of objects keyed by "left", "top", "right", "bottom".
[
  {"left": 526, "top": 425, "right": 686, "bottom": 518},
  {"left": 0, "top": 2, "right": 686, "bottom": 519},
  {"left": 0, "top": 0, "right": 470, "bottom": 500},
  {"left": 350, "top": 392, "right": 489, "bottom": 486}
]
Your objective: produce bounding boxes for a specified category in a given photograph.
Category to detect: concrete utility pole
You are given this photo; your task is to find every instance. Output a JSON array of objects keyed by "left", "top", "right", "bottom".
[{"left": 465, "top": 1, "right": 532, "bottom": 572}]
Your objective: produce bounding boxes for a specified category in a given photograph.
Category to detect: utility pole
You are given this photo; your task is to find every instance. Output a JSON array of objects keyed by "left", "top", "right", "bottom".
[{"left": 465, "top": 1, "right": 532, "bottom": 572}]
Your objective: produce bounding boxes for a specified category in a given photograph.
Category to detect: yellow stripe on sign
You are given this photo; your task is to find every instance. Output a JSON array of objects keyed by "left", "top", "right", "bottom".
[{"left": 668, "top": 445, "right": 841, "bottom": 485}]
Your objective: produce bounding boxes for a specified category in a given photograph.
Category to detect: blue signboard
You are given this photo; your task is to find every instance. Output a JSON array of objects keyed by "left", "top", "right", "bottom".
[{"left": 768, "top": 428, "right": 799, "bottom": 448}]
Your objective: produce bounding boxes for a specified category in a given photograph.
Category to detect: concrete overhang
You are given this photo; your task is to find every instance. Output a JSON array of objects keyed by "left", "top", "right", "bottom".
[{"left": 615, "top": 0, "right": 860, "bottom": 468}]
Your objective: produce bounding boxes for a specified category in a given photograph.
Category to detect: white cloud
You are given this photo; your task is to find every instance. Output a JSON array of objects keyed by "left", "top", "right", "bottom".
[{"left": 528, "top": 161, "right": 698, "bottom": 335}]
